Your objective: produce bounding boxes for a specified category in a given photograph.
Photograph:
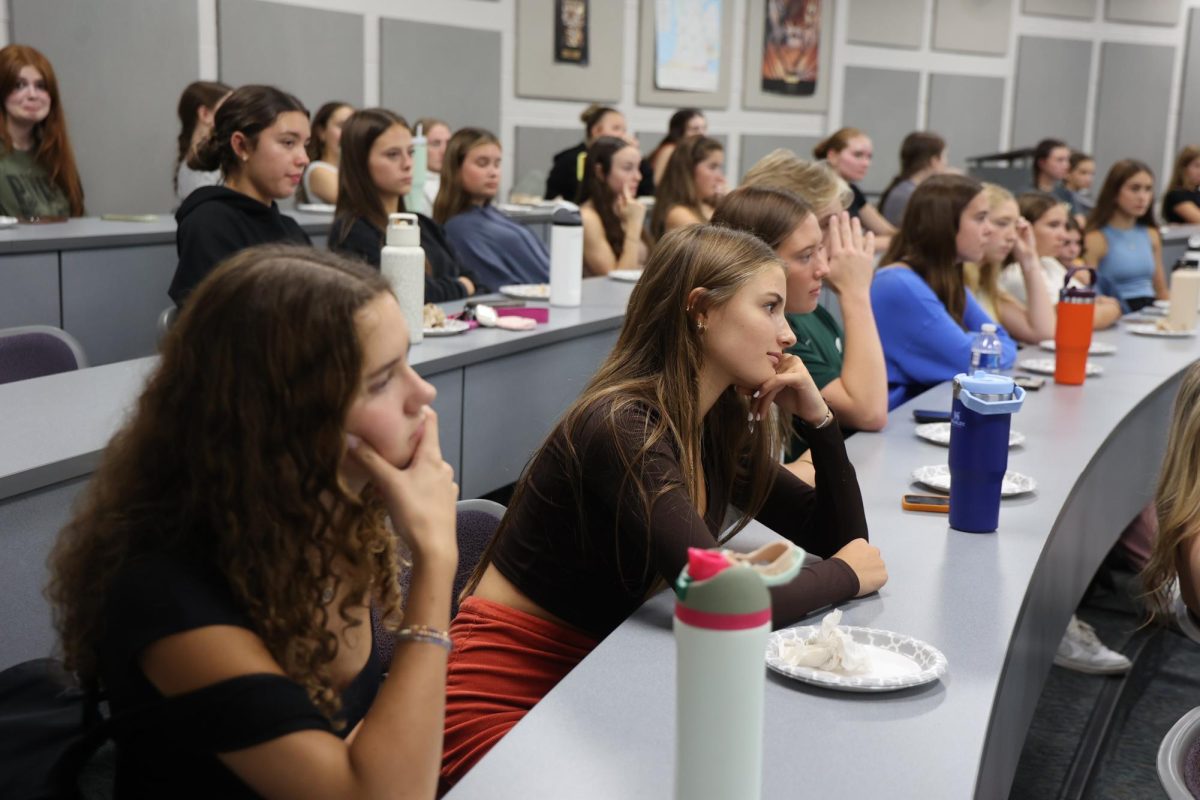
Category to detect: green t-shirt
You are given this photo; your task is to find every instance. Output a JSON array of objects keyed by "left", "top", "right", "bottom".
[
  {"left": 0, "top": 149, "right": 70, "bottom": 218},
  {"left": 784, "top": 306, "right": 845, "bottom": 460}
]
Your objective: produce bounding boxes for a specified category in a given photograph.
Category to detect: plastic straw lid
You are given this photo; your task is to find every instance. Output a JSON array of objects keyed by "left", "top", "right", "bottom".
[
  {"left": 1061, "top": 267, "right": 1096, "bottom": 301},
  {"left": 386, "top": 212, "right": 420, "bottom": 246}
]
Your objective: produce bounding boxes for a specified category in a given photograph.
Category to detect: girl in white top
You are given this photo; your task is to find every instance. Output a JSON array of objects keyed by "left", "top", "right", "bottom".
[
  {"left": 174, "top": 81, "right": 231, "bottom": 204},
  {"left": 301, "top": 101, "right": 353, "bottom": 205},
  {"left": 416, "top": 117, "right": 450, "bottom": 209}
]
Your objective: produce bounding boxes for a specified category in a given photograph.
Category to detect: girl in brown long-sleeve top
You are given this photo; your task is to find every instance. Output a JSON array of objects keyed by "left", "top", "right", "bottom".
[{"left": 439, "top": 224, "right": 888, "bottom": 792}]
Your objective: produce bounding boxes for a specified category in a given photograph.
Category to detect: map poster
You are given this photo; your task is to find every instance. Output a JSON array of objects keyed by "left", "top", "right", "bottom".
[
  {"left": 555, "top": 0, "right": 589, "bottom": 65},
  {"left": 654, "top": 0, "right": 721, "bottom": 93},
  {"left": 761, "top": 0, "right": 820, "bottom": 96}
]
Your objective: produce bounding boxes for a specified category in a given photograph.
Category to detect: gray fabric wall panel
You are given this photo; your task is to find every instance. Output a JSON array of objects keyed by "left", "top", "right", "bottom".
[
  {"left": 1105, "top": 0, "right": 1181, "bottom": 26},
  {"left": 1177, "top": 9, "right": 1200, "bottom": 148},
  {"left": 738, "top": 135, "right": 822, "bottom": 180},
  {"left": 1023, "top": 0, "right": 1097, "bottom": 18},
  {"left": 927, "top": 74, "right": 1005, "bottom": 168},
  {"left": 1011, "top": 36, "right": 1092, "bottom": 150},
  {"left": 842, "top": 67, "right": 921, "bottom": 195},
  {"left": 380, "top": 19, "right": 501, "bottom": 134},
  {"left": 11, "top": 0, "right": 199, "bottom": 215},
  {"left": 847, "top": 0, "right": 925, "bottom": 49},
  {"left": 636, "top": 0, "right": 733, "bottom": 109},
  {"left": 515, "top": 0, "right": 623, "bottom": 102},
  {"left": 513, "top": 127, "right": 581, "bottom": 199},
  {"left": 1092, "top": 41, "right": 1175, "bottom": 184},
  {"left": 218, "top": 0, "right": 363, "bottom": 111},
  {"left": 932, "top": 0, "right": 1012, "bottom": 55}
]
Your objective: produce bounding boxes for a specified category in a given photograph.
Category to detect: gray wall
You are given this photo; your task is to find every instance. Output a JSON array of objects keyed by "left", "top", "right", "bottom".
[
  {"left": 738, "top": 134, "right": 822, "bottom": 179},
  {"left": 847, "top": 0, "right": 925, "bottom": 49},
  {"left": 842, "top": 67, "right": 921, "bottom": 194},
  {"left": 11, "top": 0, "right": 199, "bottom": 215},
  {"left": 218, "top": 0, "right": 364, "bottom": 111},
  {"left": 932, "top": 0, "right": 1013, "bottom": 55},
  {"left": 1023, "top": 0, "right": 1097, "bottom": 18},
  {"left": 513, "top": 126, "right": 581, "bottom": 199},
  {"left": 514, "top": 0, "right": 624, "bottom": 102},
  {"left": 380, "top": 18, "right": 502, "bottom": 134},
  {"left": 1179, "top": 9, "right": 1200, "bottom": 147},
  {"left": 1011, "top": 35, "right": 1093, "bottom": 150},
  {"left": 928, "top": 74, "right": 1005, "bottom": 169},
  {"left": 1092, "top": 41, "right": 1176, "bottom": 184}
]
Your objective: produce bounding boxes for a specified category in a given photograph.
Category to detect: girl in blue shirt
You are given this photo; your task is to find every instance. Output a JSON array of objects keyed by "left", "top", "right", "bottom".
[
  {"left": 870, "top": 174, "right": 1017, "bottom": 408},
  {"left": 1083, "top": 159, "right": 1168, "bottom": 313}
]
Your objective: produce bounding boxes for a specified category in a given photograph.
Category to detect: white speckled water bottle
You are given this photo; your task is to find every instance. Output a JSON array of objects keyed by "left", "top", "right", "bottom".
[
  {"left": 549, "top": 207, "right": 583, "bottom": 307},
  {"left": 381, "top": 212, "right": 425, "bottom": 344},
  {"left": 406, "top": 124, "right": 429, "bottom": 216}
]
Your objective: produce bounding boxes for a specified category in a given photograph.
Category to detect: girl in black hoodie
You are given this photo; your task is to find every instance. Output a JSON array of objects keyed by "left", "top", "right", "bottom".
[{"left": 169, "top": 85, "right": 312, "bottom": 306}]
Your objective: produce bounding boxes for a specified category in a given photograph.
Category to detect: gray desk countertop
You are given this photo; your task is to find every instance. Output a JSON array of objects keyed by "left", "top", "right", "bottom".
[{"left": 446, "top": 325, "right": 1199, "bottom": 800}]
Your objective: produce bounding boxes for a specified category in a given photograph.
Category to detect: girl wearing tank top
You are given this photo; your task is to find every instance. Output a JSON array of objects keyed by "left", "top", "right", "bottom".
[
  {"left": 49, "top": 246, "right": 459, "bottom": 799},
  {"left": 1084, "top": 159, "right": 1168, "bottom": 313}
]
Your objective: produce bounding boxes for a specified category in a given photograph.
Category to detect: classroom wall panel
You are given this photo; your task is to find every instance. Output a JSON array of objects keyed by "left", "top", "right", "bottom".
[
  {"left": 635, "top": 0, "right": 733, "bottom": 109},
  {"left": 1011, "top": 35, "right": 1092, "bottom": 150},
  {"left": 1177, "top": 9, "right": 1200, "bottom": 148},
  {"left": 847, "top": 0, "right": 926, "bottom": 49},
  {"left": 380, "top": 19, "right": 502, "bottom": 134},
  {"left": 927, "top": 74, "right": 1005, "bottom": 168},
  {"left": 738, "top": 135, "right": 822, "bottom": 180},
  {"left": 932, "top": 0, "right": 1013, "bottom": 55},
  {"left": 217, "top": 0, "right": 364, "bottom": 111},
  {"left": 1091, "top": 41, "right": 1175, "bottom": 186},
  {"left": 842, "top": 67, "right": 921, "bottom": 195},
  {"left": 10, "top": 0, "right": 199, "bottom": 216},
  {"left": 741, "top": 0, "right": 834, "bottom": 113},
  {"left": 515, "top": 0, "right": 624, "bottom": 102},
  {"left": 1022, "top": 0, "right": 1097, "bottom": 18},
  {"left": 513, "top": 126, "right": 582, "bottom": 199},
  {"left": 1105, "top": 0, "right": 1181, "bottom": 26}
]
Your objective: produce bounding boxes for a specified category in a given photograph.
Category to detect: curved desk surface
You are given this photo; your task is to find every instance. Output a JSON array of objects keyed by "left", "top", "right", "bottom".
[{"left": 446, "top": 326, "right": 1198, "bottom": 800}]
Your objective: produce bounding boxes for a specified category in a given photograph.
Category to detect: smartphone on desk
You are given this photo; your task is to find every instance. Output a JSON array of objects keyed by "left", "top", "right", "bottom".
[
  {"left": 912, "top": 409, "right": 952, "bottom": 424},
  {"left": 901, "top": 494, "right": 950, "bottom": 513}
]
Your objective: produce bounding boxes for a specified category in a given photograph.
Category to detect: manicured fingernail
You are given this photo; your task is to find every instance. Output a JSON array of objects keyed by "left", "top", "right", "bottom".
[
  {"left": 752, "top": 390, "right": 761, "bottom": 398},
  {"left": 756, "top": 413, "right": 763, "bottom": 422},
  {"left": 747, "top": 412, "right": 755, "bottom": 422},
  {"left": 346, "top": 433, "right": 361, "bottom": 449}
]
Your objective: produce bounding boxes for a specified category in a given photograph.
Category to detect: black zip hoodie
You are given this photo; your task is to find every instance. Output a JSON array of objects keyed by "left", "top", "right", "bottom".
[{"left": 169, "top": 186, "right": 311, "bottom": 306}]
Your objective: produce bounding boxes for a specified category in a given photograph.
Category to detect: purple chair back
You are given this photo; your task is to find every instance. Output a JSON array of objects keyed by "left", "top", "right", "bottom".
[{"left": 0, "top": 326, "right": 87, "bottom": 385}]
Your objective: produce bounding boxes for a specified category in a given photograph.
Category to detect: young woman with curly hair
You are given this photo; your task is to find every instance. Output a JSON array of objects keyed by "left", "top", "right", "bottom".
[{"left": 47, "top": 245, "right": 459, "bottom": 799}]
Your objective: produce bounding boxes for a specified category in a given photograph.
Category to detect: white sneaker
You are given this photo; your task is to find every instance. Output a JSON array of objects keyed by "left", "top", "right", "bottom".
[{"left": 1053, "top": 615, "right": 1132, "bottom": 675}]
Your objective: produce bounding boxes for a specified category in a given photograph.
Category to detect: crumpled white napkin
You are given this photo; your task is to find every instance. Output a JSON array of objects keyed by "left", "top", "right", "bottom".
[{"left": 778, "top": 609, "right": 871, "bottom": 674}]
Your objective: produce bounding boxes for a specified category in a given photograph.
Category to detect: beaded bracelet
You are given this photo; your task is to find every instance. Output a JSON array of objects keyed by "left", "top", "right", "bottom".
[{"left": 395, "top": 624, "right": 453, "bottom": 652}]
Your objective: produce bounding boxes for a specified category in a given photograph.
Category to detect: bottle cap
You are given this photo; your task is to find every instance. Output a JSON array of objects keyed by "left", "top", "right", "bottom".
[
  {"left": 954, "top": 371, "right": 1025, "bottom": 415},
  {"left": 981, "top": 323, "right": 997, "bottom": 334},
  {"left": 386, "top": 212, "right": 420, "bottom": 247}
]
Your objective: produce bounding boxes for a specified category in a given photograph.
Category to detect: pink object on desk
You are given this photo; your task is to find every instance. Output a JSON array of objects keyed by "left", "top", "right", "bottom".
[{"left": 496, "top": 306, "right": 549, "bottom": 324}]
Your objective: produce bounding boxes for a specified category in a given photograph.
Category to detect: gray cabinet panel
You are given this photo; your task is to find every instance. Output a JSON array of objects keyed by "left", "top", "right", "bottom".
[
  {"left": 459, "top": 330, "right": 617, "bottom": 498},
  {"left": 0, "top": 252, "right": 60, "bottom": 329},
  {"left": 61, "top": 245, "right": 175, "bottom": 366}
]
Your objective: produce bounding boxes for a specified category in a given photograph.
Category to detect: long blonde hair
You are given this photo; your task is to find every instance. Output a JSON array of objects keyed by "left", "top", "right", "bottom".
[
  {"left": 741, "top": 149, "right": 852, "bottom": 213},
  {"left": 1142, "top": 363, "right": 1200, "bottom": 620},
  {"left": 963, "top": 183, "right": 1016, "bottom": 316},
  {"left": 433, "top": 127, "right": 500, "bottom": 225},
  {"left": 464, "top": 225, "right": 788, "bottom": 594}
]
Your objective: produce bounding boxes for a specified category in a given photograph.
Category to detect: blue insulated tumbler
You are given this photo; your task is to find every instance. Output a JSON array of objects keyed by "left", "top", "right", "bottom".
[{"left": 948, "top": 372, "right": 1026, "bottom": 533}]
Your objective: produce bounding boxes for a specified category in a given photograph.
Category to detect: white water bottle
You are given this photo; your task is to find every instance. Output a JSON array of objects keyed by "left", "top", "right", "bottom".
[
  {"left": 969, "top": 322, "right": 1002, "bottom": 374},
  {"left": 673, "top": 544, "right": 802, "bottom": 800},
  {"left": 549, "top": 207, "right": 584, "bottom": 307},
  {"left": 381, "top": 212, "right": 425, "bottom": 344},
  {"left": 406, "top": 124, "right": 429, "bottom": 216}
]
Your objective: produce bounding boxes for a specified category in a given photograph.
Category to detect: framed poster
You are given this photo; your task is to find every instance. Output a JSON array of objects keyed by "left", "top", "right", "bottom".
[
  {"left": 742, "top": 0, "right": 832, "bottom": 112},
  {"left": 554, "top": 0, "right": 588, "bottom": 65},
  {"left": 654, "top": 0, "right": 721, "bottom": 92}
]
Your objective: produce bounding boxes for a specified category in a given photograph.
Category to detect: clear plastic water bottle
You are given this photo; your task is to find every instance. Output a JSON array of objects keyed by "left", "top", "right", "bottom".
[{"left": 970, "top": 323, "right": 1002, "bottom": 374}]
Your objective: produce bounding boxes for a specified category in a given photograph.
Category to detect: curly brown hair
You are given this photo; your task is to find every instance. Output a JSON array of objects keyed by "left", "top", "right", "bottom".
[{"left": 46, "top": 244, "right": 404, "bottom": 721}]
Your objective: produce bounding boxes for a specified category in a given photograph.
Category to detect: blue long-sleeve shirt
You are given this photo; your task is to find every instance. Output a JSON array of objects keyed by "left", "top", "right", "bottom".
[
  {"left": 871, "top": 265, "right": 1017, "bottom": 409},
  {"left": 442, "top": 204, "right": 550, "bottom": 288}
]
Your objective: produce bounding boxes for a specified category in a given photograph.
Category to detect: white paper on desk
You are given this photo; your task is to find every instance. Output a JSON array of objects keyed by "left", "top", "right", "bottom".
[{"left": 778, "top": 609, "right": 871, "bottom": 674}]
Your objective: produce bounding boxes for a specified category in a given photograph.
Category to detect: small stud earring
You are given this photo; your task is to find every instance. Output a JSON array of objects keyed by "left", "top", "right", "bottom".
[{"left": 696, "top": 320, "right": 706, "bottom": 334}]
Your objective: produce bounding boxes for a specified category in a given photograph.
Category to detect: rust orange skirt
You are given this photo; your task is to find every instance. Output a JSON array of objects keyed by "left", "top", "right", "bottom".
[{"left": 439, "top": 596, "right": 599, "bottom": 793}]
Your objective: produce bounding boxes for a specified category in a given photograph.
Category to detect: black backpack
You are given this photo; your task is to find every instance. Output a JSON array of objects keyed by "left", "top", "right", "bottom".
[{"left": 0, "top": 659, "right": 115, "bottom": 800}]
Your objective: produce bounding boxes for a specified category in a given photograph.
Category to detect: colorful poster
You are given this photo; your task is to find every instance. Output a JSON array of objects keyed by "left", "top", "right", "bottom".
[
  {"left": 555, "top": 0, "right": 589, "bottom": 65},
  {"left": 761, "top": 0, "right": 820, "bottom": 96},
  {"left": 654, "top": 0, "right": 722, "bottom": 93}
]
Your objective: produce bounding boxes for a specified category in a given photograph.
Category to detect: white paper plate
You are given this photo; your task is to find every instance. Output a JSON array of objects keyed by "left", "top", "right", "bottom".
[
  {"left": 295, "top": 203, "right": 335, "bottom": 214},
  {"left": 1037, "top": 339, "right": 1117, "bottom": 355},
  {"left": 1125, "top": 323, "right": 1197, "bottom": 338},
  {"left": 911, "top": 464, "right": 1036, "bottom": 496},
  {"left": 0, "top": 215, "right": 17, "bottom": 229},
  {"left": 766, "top": 625, "right": 947, "bottom": 692},
  {"left": 914, "top": 422, "right": 1025, "bottom": 448},
  {"left": 1018, "top": 357, "right": 1103, "bottom": 377},
  {"left": 608, "top": 269, "right": 642, "bottom": 283},
  {"left": 423, "top": 319, "right": 470, "bottom": 337},
  {"left": 499, "top": 283, "right": 550, "bottom": 300}
]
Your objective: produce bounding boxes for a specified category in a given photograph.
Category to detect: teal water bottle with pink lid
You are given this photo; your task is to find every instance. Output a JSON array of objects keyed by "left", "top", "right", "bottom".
[{"left": 673, "top": 543, "right": 804, "bottom": 800}]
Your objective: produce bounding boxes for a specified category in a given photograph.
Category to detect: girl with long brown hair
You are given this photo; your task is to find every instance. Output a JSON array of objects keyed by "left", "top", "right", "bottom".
[
  {"left": 169, "top": 85, "right": 312, "bottom": 306},
  {"left": 1083, "top": 159, "right": 1168, "bottom": 312},
  {"left": 48, "top": 245, "right": 459, "bottom": 798},
  {"left": 330, "top": 108, "right": 481, "bottom": 300},
  {"left": 174, "top": 80, "right": 231, "bottom": 203},
  {"left": 878, "top": 130, "right": 946, "bottom": 227},
  {"left": 544, "top": 103, "right": 651, "bottom": 201},
  {"left": 870, "top": 174, "right": 1016, "bottom": 408},
  {"left": 649, "top": 134, "right": 726, "bottom": 240},
  {"left": 439, "top": 224, "right": 885, "bottom": 790},
  {"left": 299, "top": 100, "right": 354, "bottom": 205},
  {"left": 813, "top": 127, "right": 894, "bottom": 246},
  {"left": 1161, "top": 145, "right": 1200, "bottom": 224},
  {"left": 434, "top": 127, "right": 549, "bottom": 287},
  {"left": 578, "top": 135, "right": 649, "bottom": 275},
  {"left": 0, "top": 44, "right": 84, "bottom": 217},
  {"left": 648, "top": 107, "right": 706, "bottom": 185}
]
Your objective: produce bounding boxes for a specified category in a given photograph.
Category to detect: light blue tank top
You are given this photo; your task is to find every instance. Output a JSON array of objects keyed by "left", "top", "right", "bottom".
[{"left": 1098, "top": 225, "right": 1154, "bottom": 307}]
